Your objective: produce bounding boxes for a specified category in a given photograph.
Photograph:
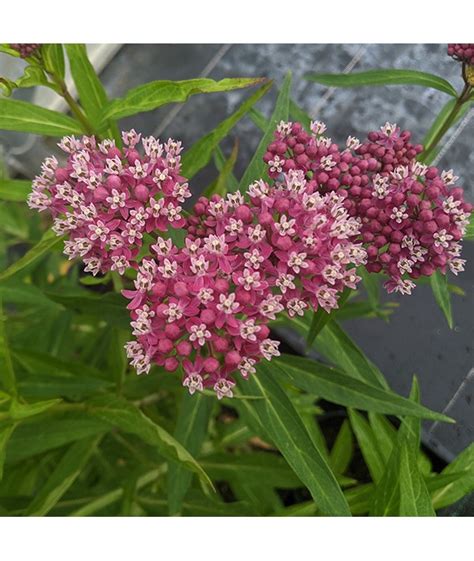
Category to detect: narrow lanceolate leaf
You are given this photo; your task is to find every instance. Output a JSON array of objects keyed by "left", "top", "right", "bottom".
[
  {"left": 25, "top": 436, "right": 100, "bottom": 516},
  {"left": 100, "top": 77, "right": 266, "bottom": 122},
  {"left": 42, "top": 44, "right": 66, "bottom": 80},
  {"left": 239, "top": 72, "right": 292, "bottom": 189},
  {"left": 0, "top": 99, "right": 83, "bottom": 135},
  {"left": 275, "top": 355, "right": 452, "bottom": 422},
  {"left": 0, "top": 297, "right": 16, "bottom": 396},
  {"left": 213, "top": 141, "right": 239, "bottom": 196},
  {"left": 359, "top": 269, "right": 380, "bottom": 310},
  {"left": 181, "top": 82, "right": 272, "bottom": 179},
  {"left": 349, "top": 410, "right": 385, "bottom": 483},
  {"left": 371, "top": 378, "right": 435, "bottom": 516},
  {"left": 430, "top": 271, "right": 453, "bottom": 329},
  {"left": 9, "top": 398, "right": 61, "bottom": 420},
  {"left": 0, "top": 230, "right": 64, "bottom": 282},
  {"left": 312, "top": 320, "right": 389, "bottom": 390},
  {"left": 65, "top": 44, "right": 119, "bottom": 141},
  {"left": 0, "top": 424, "right": 16, "bottom": 480},
  {"left": 87, "top": 395, "right": 213, "bottom": 491},
  {"left": 430, "top": 443, "right": 474, "bottom": 510},
  {"left": 168, "top": 392, "right": 214, "bottom": 515},
  {"left": 305, "top": 69, "right": 458, "bottom": 97},
  {"left": 0, "top": 179, "right": 31, "bottom": 202},
  {"left": 214, "top": 147, "right": 239, "bottom": 192},
  {"left": 329, "top": 419, "right": 354, "bottom": 475},
  {"left": 242, "top": 361, "right": 351, "bottom": 516}
]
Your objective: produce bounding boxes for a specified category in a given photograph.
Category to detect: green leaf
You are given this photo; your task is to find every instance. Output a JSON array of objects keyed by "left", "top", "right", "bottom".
[
  {"left": 248, "top": 107, "right": 268, "bottom": 131},
  {"left": 306, "top": 289, "right": 350, "bottom": 348},
  {"left": 349, "top": 409, "right": 385, "bottom": 483},
  {"left": 9, "top": 398, "right": 62, "bottom": 420},
  {"left": 275, "top": 354, "right": 451, "bottom": 422},
  {"left": 181, "top": 82, "right": 272, "bottom": 179},
  {"left": 214, "top": 147, "right": 239, "bottom": 192},
  {"left": 213, "top": 141, "right": 239, "bottom": 196},
  {"left": 0, "top": 99, "right": 83, "bottom": 135},
  {"left": 305, "top": 69, "right": 458, "bottom": 97},
  {"left": 371, "top": 379, "right": 435, "bottom": 516},
  {"left": 239, "top": 72, "right": 291, "bottom": 189},
  {"left": 5, "top": 413, "right": 109, "bottom": 464},
  {"left": 65, "top": 44, "right": 118, "bottom": 140},
  {"left": 15, "top": 65, "right": 49, "bottom": 90},
  {"left": 359, "top": 269, "right": 380, "bottom": 310},
  {"left": 241, "top": 361, "right": 351, "bottom": 516},
  {"left": 430, "top": 271, "right": 453, "bottom": 329},
  {"left": 25, "top": 436, "right": 99, "bottom": 516},
  {"left": 289, "top": 99, "right": 312, "bottom": 130},
  {"left": 329, "top": 419, "right": 354, "bottom": 475},
  {"left": 0, "top": 230, "right": 65, "bottom": 282},
  {"left": 0, "top": 179, "right": 31, "bottom": 202},
  {"left": 200, "top": 452, "right": 302, "bottom": 489},
  {"left": 0, "top": 296, "right": 17, "bottom": 396},
  {"left": 0, "top": 424, "right": 16, "bottom": 480},
  {"left": 168, "top": 392, "right": 213, "bottom": 515},
  {"left": 43, "top": 289, "right": 129, "bottom": 329},
  {"left": 87, "top": 395, "right": 213, "bottom": 491},
  {"left": 430, "top": 444, "right": 474, "bottom": 510},
  {"left": 42, "top": 44, "right": 66, "bottom": 80},
  {"left": 70, "top": 468, "right": 164, "bottom": 516},
  {"left": 312, "top": 320, "right": 389, "bottom": 389},
  {"left": 100, "top": 77, "right": 266, "bottom": 122}
]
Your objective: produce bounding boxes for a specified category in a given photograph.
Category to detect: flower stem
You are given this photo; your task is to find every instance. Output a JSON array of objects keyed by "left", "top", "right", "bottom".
[{"left": 421, "top": 64, "right": 472, "bottom": 161}]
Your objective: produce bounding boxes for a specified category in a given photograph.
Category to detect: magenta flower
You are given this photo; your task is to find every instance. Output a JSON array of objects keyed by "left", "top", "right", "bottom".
[
  {"left": 28, "top": 131, "right": 190, "bottom": 276},
  {"left": 263, "top": 120, "right": 472, "bottom": 295}
]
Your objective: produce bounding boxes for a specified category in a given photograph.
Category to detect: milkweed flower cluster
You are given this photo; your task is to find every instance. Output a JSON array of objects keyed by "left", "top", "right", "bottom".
[
  {"left": 9, "top": 43, "right": 41, "bottom": 58},
  {"left": 27, "top": 131, "right": 190, "bottom": 276},
  {"left": 123, "top": 171, "right": 366, "bottom": 397},
  {"left": 27, "top": 122, "right": 471, "bottom": 398},
  {"left": 447, "top": 44, "right": 474, "bottom": 65},
  {"left": 264, "top": 121, "right": 472, "bottom": 295}
]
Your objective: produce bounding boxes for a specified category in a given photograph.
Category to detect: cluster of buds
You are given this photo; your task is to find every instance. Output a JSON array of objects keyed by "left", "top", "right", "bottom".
[
  {"left": 447, "top": 44, "right": 474, "bottom": 66},
  {"left": 264, "top": 121, "right": 472, "bottom": 295},
  {"left": 9, "top": 43, "right": 41, "bottom": 58},
  {"left": 28, "top": 131, "right": 190, "bottom": 276}
]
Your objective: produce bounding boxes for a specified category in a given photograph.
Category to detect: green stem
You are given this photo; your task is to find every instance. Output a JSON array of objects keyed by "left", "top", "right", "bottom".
[
  {"left": 54, "top": 76, "right": 96, "bottom": 136},
  {"left": 421, "top": 65, "right": 472, "bottom": 161}
]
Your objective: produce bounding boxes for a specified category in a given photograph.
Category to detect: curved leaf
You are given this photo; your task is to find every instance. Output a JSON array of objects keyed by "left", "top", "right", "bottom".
[
  {"left": 242, "top": 361, "right": 351, "bottom": 516},
  {"left": 167, "top": 392, "right": 213, "bottom": 515},
  {"left": 25, "top": 436, "right": 100, "bottom": 516},
  {"left": 275, "top": 354, "right": 452, "bottom": 422},
  {"left": 0, "top": 99, "right": 83, "bottom": 135},
  {"left": 305, "top": 69, "right": 458, "bottom": 97},
  {"left": 100, "top": 77, "right": 266, "bottom": 122},
  {"left": 87, "top": 394, "right": 213, "bottom": 492},
  {"left": 0, "top": 230, "right": 64, "bottom": 282},
  {"left": 65, "top": 44, "right": 119, "bottom": 142}
]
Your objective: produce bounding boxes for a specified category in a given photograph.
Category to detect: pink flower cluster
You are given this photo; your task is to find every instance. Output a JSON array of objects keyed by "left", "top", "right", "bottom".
[
  {"left": 123, "top": 174, "right": 366, "bottom": 398},
  {"left": 263, "top": 120, "right": 472, "bottom": 295},
  {"left": 28, "top": 131, "right": 190, "bottom": 276},
  {"left": 9, "top": 44, "right": 41, "bottom": 58},
  {"left": 447, "top": 44, "right": 474, "bottom": 65}
]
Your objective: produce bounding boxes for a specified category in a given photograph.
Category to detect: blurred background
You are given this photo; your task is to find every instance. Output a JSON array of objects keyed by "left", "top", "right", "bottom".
[{"left": 0, "top": 44, "right": 472, "bottom": 477}]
